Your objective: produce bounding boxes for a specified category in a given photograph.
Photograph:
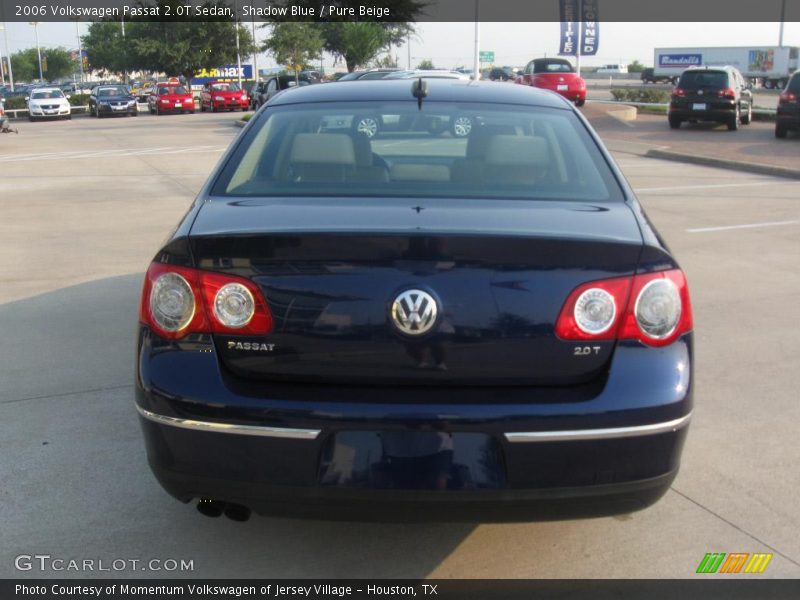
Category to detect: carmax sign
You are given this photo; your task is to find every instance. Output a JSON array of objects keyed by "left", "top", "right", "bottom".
[{"left": 659, "top": 54, "right": 702, "bottom": 68}]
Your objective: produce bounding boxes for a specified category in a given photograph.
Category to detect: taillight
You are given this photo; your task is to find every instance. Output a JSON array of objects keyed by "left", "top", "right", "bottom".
[
  {"left": 718, "top": 87, "right": 736, "bottom": 99},
  {"left": 780, "top": 91, "right": 797, "bottom": 103},
  {"left": 140, "top": 262, "right": 273, "bottom": 340},
  {"left": 556, "top": 269, "right": 692, "bottom": 347},
  {"left": 672, "top": 87, "right": 685, "bottom": 97}
]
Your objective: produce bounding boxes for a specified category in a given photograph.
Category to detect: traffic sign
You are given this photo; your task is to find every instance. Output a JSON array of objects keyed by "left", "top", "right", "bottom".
[{"left": 479, "top": 51, "right": 495, "bottom": 63}]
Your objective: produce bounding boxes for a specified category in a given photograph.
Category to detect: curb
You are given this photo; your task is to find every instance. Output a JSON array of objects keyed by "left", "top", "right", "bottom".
[
  {"left": 645, "top": 148, "right": 800, "bottom": 180},
  {"left": 234, "top": 119, "right": 246, "bottom": 128}
]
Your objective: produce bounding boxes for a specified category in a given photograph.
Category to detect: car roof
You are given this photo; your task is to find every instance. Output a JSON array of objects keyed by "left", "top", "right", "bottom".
[{"left": 267, "top": 79, "right": 571, "bottom": 109}]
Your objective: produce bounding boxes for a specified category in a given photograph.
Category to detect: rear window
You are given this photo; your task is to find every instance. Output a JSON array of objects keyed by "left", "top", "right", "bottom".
[
  {"left": 212, "top": 83, "right": 240, "bottom": 91},
  {"left": 159, "top": 86, "right": 187, "bottom": 94},
  {"left": 32, "top": 90, "right": 65, "bottom": 99},
  {"left": 98, "top": 87, "right": 127, "bottom": 97},
  {"left": 788, "top": 74, "right": 800, "bottom": 93},
  {"left": 534, "top": 61, "right": 574, "bottom": 74},
  {"left": 212, "top": 102, "right": 623, "bottom": 202},
  {"left": 679, "top": 71, "right": 729, "bottom": 88}
]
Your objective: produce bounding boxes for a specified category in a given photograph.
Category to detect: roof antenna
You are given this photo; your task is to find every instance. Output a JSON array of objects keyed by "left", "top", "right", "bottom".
[{"left": 412, "top": 77, "right": 427, "bottom": 110}]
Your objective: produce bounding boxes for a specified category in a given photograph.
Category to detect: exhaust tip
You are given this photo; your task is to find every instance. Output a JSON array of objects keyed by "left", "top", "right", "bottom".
[
  {"left": 223, "top": 503, "right": 252, "bottom": 522},
  {"left": 196, "top": 498, "right": 225, "bottom": 518}
]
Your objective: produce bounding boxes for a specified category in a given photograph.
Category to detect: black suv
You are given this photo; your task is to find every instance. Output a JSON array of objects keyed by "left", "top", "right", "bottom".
[
  {"left": 668, "top": 66, "right": 752, "bottom": 131},
  {"left": 775, "top": 71, "right": 799, "bottom": 139},
  {"left": 250, "top": 75, "right": 312, "bottom": 110}
]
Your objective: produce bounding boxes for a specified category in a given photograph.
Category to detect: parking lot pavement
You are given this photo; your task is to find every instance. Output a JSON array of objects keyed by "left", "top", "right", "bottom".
[
  {"left": 1, "top": 115, "right": 799, "bottom": 579},
  {"left": 583, "top": 107, "right": 800, "bottom": 177}
]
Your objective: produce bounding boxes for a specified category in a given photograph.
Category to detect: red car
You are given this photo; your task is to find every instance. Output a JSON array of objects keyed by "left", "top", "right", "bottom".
[
  {"left": 515, "top": 58, "right": 586, "bottom": 106},
  {"left": 200, "top": 81, "right": 249, "bottom": 112},
  {"left": 148, "top": 78, "right": 195, "bottom": 115}
]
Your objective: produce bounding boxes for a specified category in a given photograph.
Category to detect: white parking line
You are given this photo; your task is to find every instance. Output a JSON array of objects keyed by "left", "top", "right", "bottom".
[
  {"left": 687, "top": 220, "right": 800, "bottom": 233},
  {"left": 0, "top": 145, "right": 227, "bottom": 163},
  {"left": 638, "top": 181, "right": 799, "bottom": 193}
]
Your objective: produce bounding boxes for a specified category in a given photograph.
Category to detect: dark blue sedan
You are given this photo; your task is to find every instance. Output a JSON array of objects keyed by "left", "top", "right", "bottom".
[{"left": 135, "top": 80, "right": 693, "bottom": 522}]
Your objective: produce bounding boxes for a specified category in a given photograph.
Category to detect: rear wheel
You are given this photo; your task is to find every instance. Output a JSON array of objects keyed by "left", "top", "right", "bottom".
[
  {"left": 775, "top": 122, "right": 788, "bottom": 138},
  {"left": 727, "top": 107, "right": 740, "bottom": 131},
  {"left": 575, "top": 98, "right": 586, "bottom": 107},
  {"left": 668, "top": 116, "right": 681, "bottom": 129},
  {"left": 354, "top": 115, "right": 380, "bottom": 138},
  {"left": 451, "top": 115, "right": 473, "bottom": 137},
  {"left": 741, "top": 103, "right": 752, "bottom": 125}
]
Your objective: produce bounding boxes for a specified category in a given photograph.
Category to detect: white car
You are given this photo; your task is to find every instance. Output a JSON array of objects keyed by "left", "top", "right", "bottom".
[{"left": 27, "top": 87, "right": 72, "bottom": 121}]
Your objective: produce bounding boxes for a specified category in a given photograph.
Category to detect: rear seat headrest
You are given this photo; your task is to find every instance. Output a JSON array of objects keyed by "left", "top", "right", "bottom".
[
  {"left": 290, "top": 133, "right": 356, "bottom": 165},
  {"left": 485, "top": 135, "right": 549, "bottom": 167}
]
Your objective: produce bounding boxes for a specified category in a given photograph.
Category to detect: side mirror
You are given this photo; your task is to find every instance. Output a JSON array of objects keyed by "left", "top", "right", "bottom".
[{"left": 25, "top": 96, "right": 29, "bottom": 101}]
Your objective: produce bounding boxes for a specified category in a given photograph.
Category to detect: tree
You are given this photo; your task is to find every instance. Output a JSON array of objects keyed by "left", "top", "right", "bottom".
[
  {"left": 417, "top": 59, "right": 435, "bottom": 70},
  {"left": 10, "top": 48, "right": 77, "bottom": 81},
  {"left": 101, "top": 1, "right": 255, "bottom": 86},
  {"left": 262, "top": 22, "right": 324, "bottom": 82},
  {"left": 326, "top": 22, "right": 388, "bottom": 72},
  {"left": 627, "top": 60, "right": 646, "bottom": 73},
  {"left": 82, "top": 22, "right": 134, "bottom": 79},
  {"left": 263, "top": 1, "right": 425, "bottom": 73}
]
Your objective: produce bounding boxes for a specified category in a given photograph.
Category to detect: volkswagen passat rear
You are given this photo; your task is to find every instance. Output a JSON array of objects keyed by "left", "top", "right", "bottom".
[{"left": 135, "top": 80, "right": 693, "bottom": 521}]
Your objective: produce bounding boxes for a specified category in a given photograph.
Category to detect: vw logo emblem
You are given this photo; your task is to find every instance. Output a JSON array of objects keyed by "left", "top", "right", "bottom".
[{"left": 391, "top": 289, "right": 438, "bottom": 336}]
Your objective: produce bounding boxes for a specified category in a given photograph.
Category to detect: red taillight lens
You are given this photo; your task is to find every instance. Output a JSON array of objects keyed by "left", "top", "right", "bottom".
[
  {"left": 140, "top": 262, "right": 273, "bottom": 340},
  {"left": 780, "top": 92, "right": 797, "bottom": 103},
  {"left": 718, "top": 87, "right": 736, "bottom": 99},
  {"left": 556, "top": 269, "right": 692, "bottom": 347},
  {"left": 672, "top": 87, "right": 685, "bottom": 97}
]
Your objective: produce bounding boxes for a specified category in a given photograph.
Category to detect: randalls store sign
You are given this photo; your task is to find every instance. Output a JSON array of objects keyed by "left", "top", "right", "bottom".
[{"left": 659, "top": 54, "right": 702, "bottom": 68}]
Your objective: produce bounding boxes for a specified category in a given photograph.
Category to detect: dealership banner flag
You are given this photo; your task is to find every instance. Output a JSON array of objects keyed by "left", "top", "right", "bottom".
[
  {"left": 559, "top": 0, "right": 600, "bottom": 56},
  {"left": 580, "top": 0, "right": 599, "bottom": 55},
  {"left": 559, "top": 0, "right": 578, "bottom": 55}
]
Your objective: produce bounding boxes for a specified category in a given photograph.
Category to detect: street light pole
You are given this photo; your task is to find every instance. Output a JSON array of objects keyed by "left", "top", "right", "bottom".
[
  {"left": 234, "top": 0, "right": 242, "bottom": 87},
  {"left": 30, "top": 21, "right": 43, "bottom": 82},
  {"left": 778, "top": 0, "right": 786, "bottom": 47},
  {"left": 2, "top": 23, "right": 13, "bottom": 91},
  {"left": 472, "top": 1, "right": 480, "bottom": 80},
  {"left": 76, "top": 21, "right": 84, "bottom": 83},
  {"left": 251, "top": 14, "right": 258, "bottom": 82},
  {"left": 0, "top": 26, "right": 6, "bottom": 87}
]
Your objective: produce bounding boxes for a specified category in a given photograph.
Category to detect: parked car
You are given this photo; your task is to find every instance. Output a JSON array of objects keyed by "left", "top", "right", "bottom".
[
  {"left": 488, "top": 67, "right": 516, "bottom": 81},
  {"left": 26, "top": 87, "right": 71, "bottom": 121},
  {"left": 336, "top": 68, "right": 401, "bottom": 81},
  {"left": 0, "top": 99, "right": 10, "bottom": 132},
  {"left": 89, "top": 85, "right": 138, "bottom": 118},
  {"left": 641, "top": 68, "right": 678, "bottom": 84},
  {"left": 135, "top": 83, "right": 155, "bottom": 103},
  {"left": 250, "top": 75, "right": 312, "bottom": 110},
  {"left": 596, "top": 64, "right": 629, "bottom": 75},
  {"left": 200, "top": 81, "right": 249, "bottom": 112},
  {"left": 383, "top": 70, "right": 471, "bottom": 81},
  {"left": 515, "top": 58, "right": 586, "bottom": 106},
  {"left": 775, "top": 71, "right": 800, "bottom": 138},
  {"left": 148, "top": 80, "right": 195, "bottom": 115},
  {"left": 668, "top": 66, "right": 752, "bottom": 131},
  {"left": 135, "top": 79, "right": 694, "bottom": 522}
]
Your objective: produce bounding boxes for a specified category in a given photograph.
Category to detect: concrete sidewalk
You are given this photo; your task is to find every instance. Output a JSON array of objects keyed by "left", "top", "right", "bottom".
[{"left": 582, "top": 104, "right": 800, "bottom": 179}]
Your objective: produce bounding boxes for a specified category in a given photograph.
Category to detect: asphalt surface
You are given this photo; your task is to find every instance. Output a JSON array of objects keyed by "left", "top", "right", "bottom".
[{"left": 1, "top": 111, "right": 799, "bottom": 579}]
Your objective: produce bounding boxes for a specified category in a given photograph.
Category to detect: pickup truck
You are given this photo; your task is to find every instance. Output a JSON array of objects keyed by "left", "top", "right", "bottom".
[{"left": 641, "top": 68, "right": 678, "bottom": 84}]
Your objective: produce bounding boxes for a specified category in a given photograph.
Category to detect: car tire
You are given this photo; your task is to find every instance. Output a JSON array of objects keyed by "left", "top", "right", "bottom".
[
  {"left": 189, "top": 110, "right": 195, "bottom": 114},
  {"left": 575, "top": 98, "right": 586, "bottom": 107},
  {"left": 451, "top": 115, "right": 473, "bottom": 138},
  {"left": 727, "top": 107, "right": 740, "bottom": 131},
  {"left": 775, "top": 122, "right": 788, "bottom": 139},
  {"left": 668, "top": 116, "right": 681, "bottom": 129},
  {"left": 741, "top": 103, "right": 752, "bottom": 125},
  {"left": 353, "top": 115, "right": 380, "bottom": 138},
  {"left": 66, "top": 115, "right": 71, "bottom": 120}
]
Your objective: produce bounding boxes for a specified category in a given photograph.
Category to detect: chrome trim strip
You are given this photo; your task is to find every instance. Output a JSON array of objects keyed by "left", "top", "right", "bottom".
[
  {"left": 504, "top": 412, "right": 692, "bottom": 443},
  {"left": 135, "top": 405, "right": 321, "bottom": 440}
]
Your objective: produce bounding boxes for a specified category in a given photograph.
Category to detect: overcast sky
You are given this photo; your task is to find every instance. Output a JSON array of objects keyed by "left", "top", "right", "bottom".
[{"left": 2, "top": 21, "right": 798, "bottom": 72}]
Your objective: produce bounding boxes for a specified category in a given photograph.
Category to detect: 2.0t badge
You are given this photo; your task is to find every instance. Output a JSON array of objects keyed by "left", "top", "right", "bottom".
[{"left": 390, "top": 289, "right": 438, "bottom": 336}]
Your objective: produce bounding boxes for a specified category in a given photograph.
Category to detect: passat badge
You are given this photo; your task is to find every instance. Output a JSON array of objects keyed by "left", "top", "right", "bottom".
[
  {"left": 227, "top": 341, "right": 275, "bottom": 352},
  {"left": 391, "top": 289, "right": 438, "bottom": 336}
]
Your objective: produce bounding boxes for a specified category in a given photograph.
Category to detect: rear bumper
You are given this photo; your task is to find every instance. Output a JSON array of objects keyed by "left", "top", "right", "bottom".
[
  {"left": 669, "top": 101, "right": 736, "bottom": 122},
  {"left": 135, "top": 328, "right": 693, "bottom": 521},
  {"left": 776, "top": 112, "right": 800, "bottom": 129}
]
